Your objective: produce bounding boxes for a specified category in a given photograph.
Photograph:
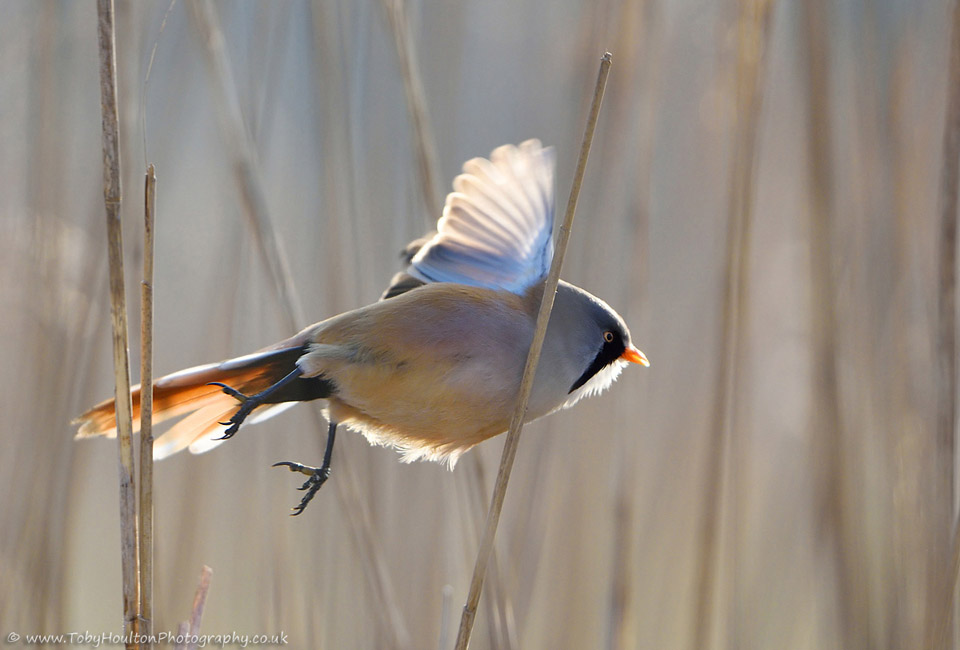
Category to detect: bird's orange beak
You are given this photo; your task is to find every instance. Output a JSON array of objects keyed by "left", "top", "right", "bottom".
[{"left": 621, "top": 345, "right": 650, "bottom": 367}]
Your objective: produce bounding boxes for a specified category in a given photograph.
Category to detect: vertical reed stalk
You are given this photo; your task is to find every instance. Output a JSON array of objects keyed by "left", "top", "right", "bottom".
[
  {"left": 385, "top": 0, "right": 515, "bottom": 636},
  {"left": 138, "top": 164, "right": 157, "bottom": 649},
  {"left": 188, "top": 3, "right": 410, "bottom": 646},
  {"left": 96, "top": 1, "right": 140, "bottom": 646},
  {"left": 692, "top": 2, "right": 773, "bottom": 648},
  {"left": 454, "top": 52, "right": 613, "bottom": 650},
  {"left": 606, "top": 4, "right": 662, "bottom": 646},
  {"left": 175, "top": 566, "right": 212, "bottom": 650},
  {"left": 188, "top": 0, "right": 304, "bottom": 331},
  {"left": 803, "top": 0, "right": 869, "bottom": 646},
  {"left": 383, "top": 0, "right": 442, "bottom": 220},
  {"left": 928, "top": 0, "right": 960, "bottom": 647}
]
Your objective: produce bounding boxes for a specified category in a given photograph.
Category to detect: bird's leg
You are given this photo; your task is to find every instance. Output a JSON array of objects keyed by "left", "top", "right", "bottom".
[
  {"left": 273, "top": 421, "right": 338, "bottom": 516},
  {"left": 208, "top": 366, "right": 303, "bottom": 440}
]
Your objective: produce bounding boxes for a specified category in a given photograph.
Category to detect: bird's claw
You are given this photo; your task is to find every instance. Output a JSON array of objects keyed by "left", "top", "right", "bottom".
[
  {"left": 272, "top": 460, "right": 315, "bottom": 476},
  {"left": 206, "top": 382, "right": 247, "bottom": 402},
  {"left": 272, "top": 461, "right": 331, "bottom": 515},
  {"left": 213, "top": 409, "right": 248, "bottom": 440},
  {"left": 207, "top": 382, "right": 258, "bottom": 440},
  {"left": 205, "top": 369, "right": 305, "bottom": 441}
]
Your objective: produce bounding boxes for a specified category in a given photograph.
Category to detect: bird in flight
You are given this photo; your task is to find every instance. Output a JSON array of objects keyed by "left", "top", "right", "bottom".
[{"left": 74, "top": 140, "right": 649, "bottom": 514}]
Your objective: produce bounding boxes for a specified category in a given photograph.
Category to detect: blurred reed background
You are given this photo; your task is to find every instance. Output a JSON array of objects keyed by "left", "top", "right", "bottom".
[{"left": 1, "top": 0, "right": 957, "bottom": 648}]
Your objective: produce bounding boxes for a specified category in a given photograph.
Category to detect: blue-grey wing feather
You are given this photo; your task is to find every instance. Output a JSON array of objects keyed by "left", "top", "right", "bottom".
[{"left": 407, "top": 140, "right": 555, "bottom": 295}]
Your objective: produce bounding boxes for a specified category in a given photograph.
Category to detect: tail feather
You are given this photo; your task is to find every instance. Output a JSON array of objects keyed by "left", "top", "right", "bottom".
[
  {"left": 247, "top": 401, "right": 298, "bottom": 425},
  {"left": 152, "top": 401, "right": 235, "bottom": 460},
  {"left": 73, "top": 341, "right": 331, "bottom": 459},
  {"left": 184, "top": 406, "right": 244, "bottom": 456}
]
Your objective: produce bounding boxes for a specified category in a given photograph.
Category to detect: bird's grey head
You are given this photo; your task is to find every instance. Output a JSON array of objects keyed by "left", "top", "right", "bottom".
[{"left": 547, "top": 281, "right": 637, "bottom": 409}]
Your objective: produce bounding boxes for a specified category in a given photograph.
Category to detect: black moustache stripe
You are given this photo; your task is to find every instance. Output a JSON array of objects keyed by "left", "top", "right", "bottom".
[{"left": 569, "top": 340, "right": 625, "bottom": 393}]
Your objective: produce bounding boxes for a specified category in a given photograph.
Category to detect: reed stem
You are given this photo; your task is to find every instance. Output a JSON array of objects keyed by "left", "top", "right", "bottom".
[
  {"left": 138, "top": 164, "right": 157, "bottom": 649},
  {"left": 453, "top": 52, "right": 613, "bottom": 650},
  {"left": 96, "top": 1, "right": 140, "bottom": 645}
]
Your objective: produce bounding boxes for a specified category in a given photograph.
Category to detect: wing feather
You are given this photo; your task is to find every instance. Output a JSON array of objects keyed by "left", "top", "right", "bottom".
[{"left": 408, "top": 139, "right": 555, "bottom": 294}]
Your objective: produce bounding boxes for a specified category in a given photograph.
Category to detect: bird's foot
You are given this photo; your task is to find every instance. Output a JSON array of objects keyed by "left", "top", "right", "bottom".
[
  {"left": 207, "top": 382, "right": 260, "bottom": 439},
  {"left": 273, "top": 461, "right": 331, "bottom": 516},
  {"left": 207, "top": 367, "right": 304, "bottom": 440}
]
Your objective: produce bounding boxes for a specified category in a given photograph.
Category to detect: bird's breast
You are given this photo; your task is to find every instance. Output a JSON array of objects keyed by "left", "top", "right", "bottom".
[{"left": 300, "top": 284, "right": 539, "bottom": 451}]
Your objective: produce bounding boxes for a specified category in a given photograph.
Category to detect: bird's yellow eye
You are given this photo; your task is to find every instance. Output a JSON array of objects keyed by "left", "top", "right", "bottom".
[{"left": 603, "top": 331, "right": 615, "bottom": 343}]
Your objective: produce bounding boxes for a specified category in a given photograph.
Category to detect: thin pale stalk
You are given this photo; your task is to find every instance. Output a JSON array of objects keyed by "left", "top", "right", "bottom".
[
  {"left": 330, "top": 452, "right": 412, "bottom": 649},
  {"left": 184, "top": 566, "right": 213, "bottom": 650},
  {"left": 188, "top": 0, "right": 304, "bottom": 331},
  {"left": 803, "top": 0, "right": 870, "bottom": 647},
  {"left": 933, "top": 528, "right": 960, "bottom": 648},
  {"left": 602, "top": 5, "right": 662, "bottom": 646},
  {"left": 174, "top": 622, "right": 189, "bottom": 650},
  {"left": 383, "top": 0, "right": 442, "bottom": 220},
  {"left": 608, "top": 487, "right": 633, "bottom": 650},
  {"left": 96, "top": 1, "right": 139, "bottom": 645},
  {"left": 692, "top": 2, "right": 773, "bottom": 648},
  {"left": 188, "top": 4, "right": 410, "bottom": 646},
  {"left": 438, "top": 584, "right": 454, "bottom": 650},
  {"left": 454, "top": 52, "right": 613, "bottom": 650},
  {"left": 382, "top": 5, "right": 513, "bottom": 636},
  {"left": 139, "top": 164, "right": 157, "bottom": 650},
  {"left": 927, "top": 0, "right": 960, "bottom": 647},
  {"left": 464, "top": 460, "right": 517, "bottom": 649}
]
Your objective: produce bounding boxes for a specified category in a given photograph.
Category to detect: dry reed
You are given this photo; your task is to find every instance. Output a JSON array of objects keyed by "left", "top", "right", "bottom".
[
  {"left": 929, "top": 0, "right": 960, "bottom": 646},
  {"left": 454, "top": 52, "right": 613, "bottom": 650},
  {"left": 380, "top": 5, "right": 516, "bottom": 638},
  {"left": 138, "top": 164, "right": 157, "bottom": 649},
  {"left": 383, "top": 0, "right": 442, "bottom": 220},
  {"left": 187, "top": 0, "right": 304, "bottom": 332},
  {"left": 692, "top": 1, "right": 774, "bottom": 648},
  {"left": 604, "top": 4, "right": 661, "bottom": 647},
  {"left": 96, "top": 0, "right": 140, "bottom": 645},
  {"left": 803, "top": 0, "right": 871, "bottom": 647},
  {"left": 187, "top": 2, "right": 411, "bottom": 646},
  {"left": 174, "top": 565, "right": 212, "bottom": 650}
]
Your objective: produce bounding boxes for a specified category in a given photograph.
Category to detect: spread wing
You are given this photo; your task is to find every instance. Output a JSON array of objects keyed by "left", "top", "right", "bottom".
[{"left": 406, "top": 139, "right": 555, "bottom": 295}]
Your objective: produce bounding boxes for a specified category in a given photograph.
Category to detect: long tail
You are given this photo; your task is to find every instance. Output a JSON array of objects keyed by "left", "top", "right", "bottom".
[{"left": 73, "top": 340, "right": 332, "bottom": 460}]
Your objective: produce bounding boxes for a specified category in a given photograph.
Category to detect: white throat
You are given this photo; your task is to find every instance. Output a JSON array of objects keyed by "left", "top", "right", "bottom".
[{"left": 562, "top": 358, "right": 628, "bottom": 410}]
